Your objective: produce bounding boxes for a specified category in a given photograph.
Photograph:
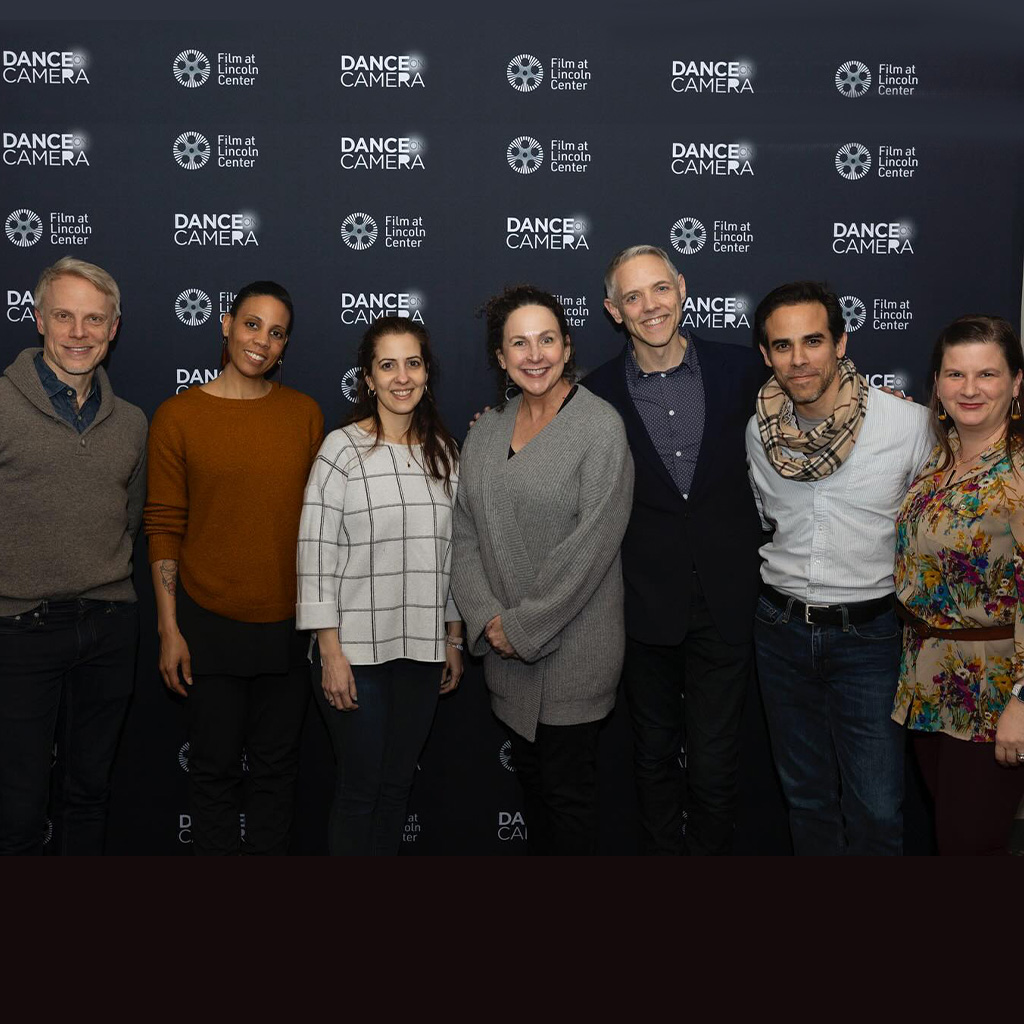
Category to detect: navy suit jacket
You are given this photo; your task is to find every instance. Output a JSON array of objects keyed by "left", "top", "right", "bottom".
[{"left": 583, "top": 336, "right": 766, "bottom": 647}]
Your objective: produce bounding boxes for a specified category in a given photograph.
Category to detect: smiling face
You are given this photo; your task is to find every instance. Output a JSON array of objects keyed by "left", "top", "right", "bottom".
[
  {"left": 936, "top": 340, "right": 1022, "bottom": 442},
  {"left": 220, "top": 294, "right": 290, "bottom": 382},
  {"left": 366, "top": 331, "right": 428, "bottom": 418},
  {"left": 760, "top": 301, "right": 848, "bottom": 419},
  {"left": 34, "top": 274, "right": 119, "bottom": 386},
  {"left": 496, "top": 304, "right": 571, "bottom": 398},
  {"left": 603, "top": 253, "right": 686, "bottom": 354}
]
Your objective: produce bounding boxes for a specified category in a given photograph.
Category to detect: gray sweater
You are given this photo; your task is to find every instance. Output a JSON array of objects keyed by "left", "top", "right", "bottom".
[
  {"left": 0, "top": 347, "right": 148, "bottom": 615},
  {"left": 451, "top": 385, "right": 634, "bottom": 741}
]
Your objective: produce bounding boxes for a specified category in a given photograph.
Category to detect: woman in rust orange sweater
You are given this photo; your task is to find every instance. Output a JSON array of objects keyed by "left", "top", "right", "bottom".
[{"left": 144, "top": 281, "right": 323, "bottom": 855}]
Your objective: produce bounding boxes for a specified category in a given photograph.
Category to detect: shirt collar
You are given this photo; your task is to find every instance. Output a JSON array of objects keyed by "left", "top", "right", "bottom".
[
  {"left": 627, "top": 329, "right": 695, "bottom": 380},
  {"left": 34, "top": 350, "right": 99, "bottom": 403}
]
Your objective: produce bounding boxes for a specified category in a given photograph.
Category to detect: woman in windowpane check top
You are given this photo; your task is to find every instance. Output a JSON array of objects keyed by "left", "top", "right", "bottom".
[{"left": 296, "top": 316, "right": 463, "bottom": 856}]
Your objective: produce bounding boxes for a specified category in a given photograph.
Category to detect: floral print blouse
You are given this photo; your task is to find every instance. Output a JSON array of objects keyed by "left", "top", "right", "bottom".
[{"left": 893, "top": 440, "right": 1024, "bottom": 742}]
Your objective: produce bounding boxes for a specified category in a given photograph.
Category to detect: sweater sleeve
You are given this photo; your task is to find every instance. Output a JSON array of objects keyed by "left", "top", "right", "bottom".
[
  {"left": 144, "top": 402, "right": 188, "bottom": 563},
  {"left": 501, "top": 411, "right": 635, "bottom": 664},
  {"left": 126, "top": 417, "right": 148, "bottom": 542},
  {"left": 451, "top": 436, "right": 505, "bottom": 657},
  {"left": 295, "top": 431, "right": 350, "bottom": 631}
]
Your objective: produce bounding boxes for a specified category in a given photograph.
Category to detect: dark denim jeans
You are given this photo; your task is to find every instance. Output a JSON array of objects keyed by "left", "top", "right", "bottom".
[
  {"left": 754, "top": 593, "right": 904, "bottom": 855},
  {"left": 314, "top": 658, "right": 439, "bottom": 856},
  {"left": 0, "top": 599, "right": 137, "bottom": 855}
]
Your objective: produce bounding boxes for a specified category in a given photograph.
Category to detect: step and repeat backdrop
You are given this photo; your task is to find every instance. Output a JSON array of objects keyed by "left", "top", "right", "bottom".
[{"left": 2, "top": 15, "right": 1022, "bottom": 853}]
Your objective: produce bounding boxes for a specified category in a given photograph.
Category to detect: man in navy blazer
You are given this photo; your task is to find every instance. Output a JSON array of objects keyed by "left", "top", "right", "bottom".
[{"left": 583, "top": 244, "right": 766, "bottom": 854}]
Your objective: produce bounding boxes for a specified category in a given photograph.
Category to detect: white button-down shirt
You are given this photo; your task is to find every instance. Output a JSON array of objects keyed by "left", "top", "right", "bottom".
[{"left": 745, "top": 388, "right": 934, "bottom": 603}]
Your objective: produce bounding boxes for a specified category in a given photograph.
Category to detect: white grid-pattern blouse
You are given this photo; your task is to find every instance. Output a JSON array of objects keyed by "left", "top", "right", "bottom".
[{"left": 296, "top": 425, "right": 459, "bottom": 664}]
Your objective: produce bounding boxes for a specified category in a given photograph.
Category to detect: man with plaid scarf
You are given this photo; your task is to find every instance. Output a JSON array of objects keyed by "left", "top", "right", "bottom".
[{"left": 746, "top": 280, "right": 932, "bottom": 855}]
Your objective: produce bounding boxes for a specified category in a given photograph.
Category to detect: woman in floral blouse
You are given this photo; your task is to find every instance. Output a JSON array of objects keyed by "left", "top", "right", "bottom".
[{"left": 894, "top": 314, "right": 1024, "bottom": 855}]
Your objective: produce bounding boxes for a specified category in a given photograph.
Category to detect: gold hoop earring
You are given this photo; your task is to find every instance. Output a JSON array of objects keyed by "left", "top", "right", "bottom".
[
  {"left": 1012, "top": 397, "right": 1022, "bottom": 421},
  {"left": 937, "top": 403, "right": 948, "bottom": 421}
]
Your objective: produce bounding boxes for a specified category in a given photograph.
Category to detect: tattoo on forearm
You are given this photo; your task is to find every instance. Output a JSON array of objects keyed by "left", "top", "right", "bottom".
[{"left": 158, "top": 560, "right": 178, "bottom": 597}]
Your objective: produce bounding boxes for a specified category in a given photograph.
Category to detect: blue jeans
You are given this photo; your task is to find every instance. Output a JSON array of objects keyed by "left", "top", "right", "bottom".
[
  {"left": 0, "top": 599, "right": 137, "bottom": 855},
  {"left": 314, "top": 658, "right": 439, "bottom": 856},
  {"left": 754, "top": 593, "right": 904, "bottom": 855}
]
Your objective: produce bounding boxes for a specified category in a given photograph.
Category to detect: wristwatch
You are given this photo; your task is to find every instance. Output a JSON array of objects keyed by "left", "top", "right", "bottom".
[{"left": 1012, "top": 681, "right": 1024, "bottom": 704}]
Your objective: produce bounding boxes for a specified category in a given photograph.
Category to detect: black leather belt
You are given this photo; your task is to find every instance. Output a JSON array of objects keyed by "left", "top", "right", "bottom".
[{"left": 762, "top": 585, "right": 894, "bottom": 626}]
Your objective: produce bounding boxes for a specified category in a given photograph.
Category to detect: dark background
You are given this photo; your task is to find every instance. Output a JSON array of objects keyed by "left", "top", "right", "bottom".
[{"left": 2, "top": 11, "right": 1022, "bottom": 853}]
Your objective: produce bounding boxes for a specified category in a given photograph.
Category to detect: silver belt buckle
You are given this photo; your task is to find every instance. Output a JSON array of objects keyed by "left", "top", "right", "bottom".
[{"left": 803, "top": 602, "right": 829, "bottom": 624}]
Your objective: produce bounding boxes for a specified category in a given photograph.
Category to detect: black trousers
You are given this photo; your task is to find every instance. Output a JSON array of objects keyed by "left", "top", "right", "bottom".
[
  {"left": 623, "top": 574, "right": 752, "bottom": 855},
  {"left": 186, "top": 663, "right": 310, "bottom": 855},
  {"left": 0, "top": 599, "right": 137, "bottom": 855},
  {"left": 510, "top": 719, "right": 602, "bottom": 856}
]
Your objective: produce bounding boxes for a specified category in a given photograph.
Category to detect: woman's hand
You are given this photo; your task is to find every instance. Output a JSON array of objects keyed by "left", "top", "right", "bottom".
[
  {"left": 321, "top": 649, "right": 358, "bottom": 710},
  {"left": 485, "top": 615, "right": 517, "bottom": 658},
  {"left": 994, "top": 695, "right": 1024, "bottom": 767},
  {"left": 440, "top": 646, "right": 464, "bottom": 694},
  {"left": 158, "top": 627, "right": 192, "bottom": 697}
]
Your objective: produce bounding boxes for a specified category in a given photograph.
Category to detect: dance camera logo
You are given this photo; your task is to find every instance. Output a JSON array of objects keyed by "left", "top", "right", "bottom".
[
  {"left": 5, "top": 207, "right": 92, "bottom": 248},
  {"left": 340, "top": 290, "right": 425, "bottom": 325},
  {"left": 506, "top": 52, "right": 591, "bottom": 92},
  {"left": 835, "top": 143, "right": 918, "bottom": 180},
  {"left": 506, "top": 213, "right": 589, "bottom": 251},
  {"left": 340, "top": 53, "right": 425, "bottom": 87},
  {"left": 670, "top": 217, "right": 753, "bottom": 255},
  {"left": 835, "top": 60, "right": 917, "bottom": 97},
  {"left": 670, "top": 59, "right": 754, "bottom": 94},
  {"left": 341, "top": 366, "right": 361, "bottom": 402},
  {"left": 7, "top": 288, "right": 35, "bottom": 322},
  {"left": 341, "top": 212, "right": 426, "bottom": 250},
  {"left": 173, "top": 49, "right": 259, "bottom": 87},
  {"left": 3, "top": 130, "right": 89, "bottom": 166},
  {"left": 841, "top": 294, "right": 915, "bottom": 334},
  {"left": 173, "top": 131, "right": 259, "bottom": 170},
  {"left": 340, "top": 136, "right": 425, "bottom": 171},
  {"left": 832, "top": 220, "right": 914, "bottom": 255},
  {"left": 178, "top": 813, "right": 246, "bottom": 844},
  {"left": 498, "top": 811, "right": 527, "bottom": 841},
  {"left": 3, "top": 49, "right": 89, "bottom": 84},
  {"left": 173, "top": 211, "right": 259, "bottom": 247},
  {"left": 671, "top": 141, "right": 754, "bottom": 176},
  {"left": 681, "top": 294, "right": 751, "bottom": 331}
]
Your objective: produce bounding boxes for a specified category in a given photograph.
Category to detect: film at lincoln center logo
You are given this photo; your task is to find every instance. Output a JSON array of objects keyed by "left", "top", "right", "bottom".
[
  {"left": 835, "top": 60, "right": 871, "bottom": 98},
  {"left": 507, "top": 53, "right": 543, "bottom": 92},
  {"left": 341, "top": 212, "right": 378, "bottom": 250},
  {"left": 507, "top": 136, "right": 543, "bottom": 174},
  {"left": 175, "top": 288, "right": 213, "bottom": 326},
  {"left": 173, "top": 131, "right": 211, "bottom": 170},
  {"left": 173, "top": 49, "right": 211, "bottom": 87},
  {"left": 5, "top": 208, "right": 43, "bottom": 246},
  {"left": 835, "top": 142, "right": 871, "bottom": 180}
]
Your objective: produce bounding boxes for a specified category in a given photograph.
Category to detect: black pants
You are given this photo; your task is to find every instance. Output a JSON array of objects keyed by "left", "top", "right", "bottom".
[
  {"left": 0, "top": 599, "right": 137, "bottom": 855},
  {"left": 913, "top": 731, "right": 1024, "bottom": 855},
  {"left": 510, "top": 719, "right": 602, "bottom": 856},
  {"left": 186, "top": 663, "right": 310, "bottom": 855},
  {"left": 623, "top": 575, "right": 752, "bottom": 855},
  {"left": 314, "top": 658, "right": 439, "bottom": 856}
]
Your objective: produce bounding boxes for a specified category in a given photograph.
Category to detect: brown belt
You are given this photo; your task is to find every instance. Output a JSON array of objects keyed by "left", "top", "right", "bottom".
[{"left": 895, "top": 602, "right": 1015, "bottom": 641}]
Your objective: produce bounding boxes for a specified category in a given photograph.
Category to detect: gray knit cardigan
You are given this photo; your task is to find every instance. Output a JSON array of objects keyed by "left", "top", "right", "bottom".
[{"left": 451, "top": 386, "right": 634, "bottom": 741}]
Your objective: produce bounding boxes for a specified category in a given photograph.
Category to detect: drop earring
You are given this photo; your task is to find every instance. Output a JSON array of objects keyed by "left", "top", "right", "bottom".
[
  {"left": 1012, "top": 396, "right": 1022, "bottom": 421},
  {"left": 937, "top": 403, "right": 947, "bottom": 421}
]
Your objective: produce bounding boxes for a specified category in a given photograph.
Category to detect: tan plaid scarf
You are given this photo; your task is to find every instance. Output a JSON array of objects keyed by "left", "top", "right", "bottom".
[{"left": 756, "top": 357, "right": 867, "bottom": 480}]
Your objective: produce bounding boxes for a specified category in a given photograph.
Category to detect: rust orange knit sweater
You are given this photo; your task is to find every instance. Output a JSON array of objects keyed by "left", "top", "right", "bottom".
[{"left": 145, "top": 383, "right": 324, "bottom": 622}]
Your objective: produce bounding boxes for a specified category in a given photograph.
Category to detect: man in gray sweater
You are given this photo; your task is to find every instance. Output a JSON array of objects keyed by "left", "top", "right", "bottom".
[{"left": 0, "top": 257, "right": 147, "bottom": 855}]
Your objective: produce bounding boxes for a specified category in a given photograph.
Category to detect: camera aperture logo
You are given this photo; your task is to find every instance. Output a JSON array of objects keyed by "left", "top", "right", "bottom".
[
  {"left": 506, "top": 52, "right": 590, "bottom": 92},
  {"left": 507, "top": 136, "right": 543, "bottom": 174},
  {"left": 175, "top": 288, "right": 213, "bottom": 326},
  {"left": 507, "top": 53, "right": 543, "bottom": 91},
  {"left": 173, "top": 131, "right": 259, "bottom": 170},
  {"left": 840, "top": 295, "right": 866, "bottom": 332},
  {"left": 173, "top": 49, "right": 258, "bottom": 87},
  {"left": 341, "top": 213, "right": 378, "bottom": 250},
  {"left": 5, "top": 208, "right": 43, "bottom": 247},
  {"left": 835, "top": 142, "right": 871, "bottom": 180},
  {"left": 341, "top": 366, "right": 361, "bottom": 403},
  {"left": 670, "top": 217, "right": 706, "bottom": 254},
  {"left": 173, "top": 132, "right": 210, "bottom": 170},
  {"left": 341, "top": 212, "right": 425, "bottom": 250},
  {"left": 173, "top": 49, "right": 211, "bottom": 87},
  {"left": 835, "top": 61, "right": 917, "bottom": 98}
]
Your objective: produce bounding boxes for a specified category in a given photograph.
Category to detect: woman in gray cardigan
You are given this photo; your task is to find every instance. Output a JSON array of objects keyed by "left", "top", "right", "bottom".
[{"left": 452, "top": 285, "right": 634, "bottom": 854}]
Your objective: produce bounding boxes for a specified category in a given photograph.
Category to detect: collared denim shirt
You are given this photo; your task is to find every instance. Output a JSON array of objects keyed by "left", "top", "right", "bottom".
[{"left": 34, "top": 351, "right": 101, "bottom": 434}]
